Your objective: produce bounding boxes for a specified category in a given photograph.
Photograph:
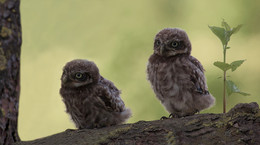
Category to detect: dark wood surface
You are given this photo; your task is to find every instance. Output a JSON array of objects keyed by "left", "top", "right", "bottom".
[
  {"left": 15, "top": 102, "right": 260, "bottom": 145},
  {"left": 0, "top": 0, "right": 22, "bottom": 144}
]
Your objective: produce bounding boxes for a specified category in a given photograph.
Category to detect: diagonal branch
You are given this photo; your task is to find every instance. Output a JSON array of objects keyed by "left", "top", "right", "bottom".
[{"left": 15, "top": 102, "right": 260, "bottom": 145}]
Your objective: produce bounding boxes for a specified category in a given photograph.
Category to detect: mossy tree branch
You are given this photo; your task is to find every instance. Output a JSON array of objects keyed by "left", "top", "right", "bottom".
[{"left": 15, "top": 102, "right": 260, "bottom": 145}]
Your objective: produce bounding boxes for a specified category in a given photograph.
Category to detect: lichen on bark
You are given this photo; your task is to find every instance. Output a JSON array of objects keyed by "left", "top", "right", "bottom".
[
  {"left": 0, "top": 47, "right": 7, "bottom": 70},
  {"left": 0, "top": 0, "right": 6, "bottom": 4}
]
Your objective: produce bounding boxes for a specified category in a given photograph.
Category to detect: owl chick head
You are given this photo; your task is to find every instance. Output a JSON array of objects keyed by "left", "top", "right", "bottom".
[
  {"left": 153, "top": 28, "right": 192, "bottom": 57},
  {"left": 61, "top": 59, "right": 100, "bottom": 88}
]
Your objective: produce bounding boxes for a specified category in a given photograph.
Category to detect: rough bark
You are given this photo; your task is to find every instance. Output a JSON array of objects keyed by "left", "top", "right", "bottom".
[
  {"left": 15, "top": 102, "right": 260, "bottom": 145},
  {"left": 0, "top": 0, "right": 22, "bottom": 144}
]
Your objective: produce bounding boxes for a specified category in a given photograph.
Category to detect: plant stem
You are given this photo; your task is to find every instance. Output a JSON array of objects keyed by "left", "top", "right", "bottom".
[
  {"left": 223, "top": 71, "right": 226, "bottom": 113},
  {"left": 223, "top": 45, "right": 227, "bottom": 113}
]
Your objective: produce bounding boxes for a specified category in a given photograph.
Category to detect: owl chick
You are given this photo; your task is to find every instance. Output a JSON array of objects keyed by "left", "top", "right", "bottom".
[
  {"left": 60, "top": 59, "right": 131, "bottom": 129},
  {"left": 147, "top": 28, "right": 215, "bottom": 117}
]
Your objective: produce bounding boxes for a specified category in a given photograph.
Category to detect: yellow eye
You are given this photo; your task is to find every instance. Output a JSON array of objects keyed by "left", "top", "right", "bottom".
[
  {"left": 75, "top": 72, "right": 83, "bottom": 79},
  {"left": 155, "top": 40, "right": 161, "bottom": 46},
  {"left": 171, "top": 41, "right": 179, "bottom": 48}
]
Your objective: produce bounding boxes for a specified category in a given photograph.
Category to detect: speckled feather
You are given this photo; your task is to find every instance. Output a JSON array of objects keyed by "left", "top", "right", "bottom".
[
  {"left": 147, "top": 28, "right": 215, "bottom": 117},
  {"left": 60, "top": 59, "right": 131, "bottom": 129}
]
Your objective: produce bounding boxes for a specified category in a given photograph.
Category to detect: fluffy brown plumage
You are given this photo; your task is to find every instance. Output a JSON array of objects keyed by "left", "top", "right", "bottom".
[
  {"left": 147, "top": 28, "right": 215, "bottom": 117},
  {"left": 60, "top": 59, "right": 131, "bottom": 129}
]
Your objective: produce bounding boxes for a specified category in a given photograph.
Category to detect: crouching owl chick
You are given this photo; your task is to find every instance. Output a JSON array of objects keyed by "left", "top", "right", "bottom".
[
  {"left": 60, "top": 59, "right": 131, "bottom": 129},
  {"left": 147, "top": 28, "right": 215, "bottom": 117}
]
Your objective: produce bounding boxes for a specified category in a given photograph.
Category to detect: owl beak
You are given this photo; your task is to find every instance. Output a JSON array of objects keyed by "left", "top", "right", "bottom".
[
  {"left": 62, "top": 75, "right": 68, "bottom": 84},
  {"left": 160, "top": 45, "right": 166, "bottom": 55}
]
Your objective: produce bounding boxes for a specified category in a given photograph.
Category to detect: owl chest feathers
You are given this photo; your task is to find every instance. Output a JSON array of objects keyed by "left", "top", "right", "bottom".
[
  {"left": 148, "top": 54, "right": 192, "bottom": 102},
  {"left": 61, "top": 79, "right": 124, "bottom": 116},
  {"left": 61, "top": 86, "right": 96, "bottom": 115}
]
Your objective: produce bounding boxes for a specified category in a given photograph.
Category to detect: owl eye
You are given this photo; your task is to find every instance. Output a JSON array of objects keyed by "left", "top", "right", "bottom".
[
  {"left": 75, "top": 72, "right": 83, "bottom": 79},
  {"left": 155, "top": 40, "right": 161, "bottom": 46},
  {"left": 75, "top": 72, "right": 87, "bottom": 81},
  {"left": 171, "top": 41, "right": 179, "bottom": 48}
]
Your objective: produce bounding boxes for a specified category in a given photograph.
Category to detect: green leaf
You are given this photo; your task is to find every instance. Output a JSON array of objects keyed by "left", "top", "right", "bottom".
[
  {"left": 222, "top": 20, "right": 231, "bottom": 31},
  {"left": 226, "top": 80, "right": 237, "bottom": 96},
  {"left": 226, "top": 47, "right": 231, "bottom": 49},
  {"left": 226, "top": 80, "right": 250, "bottom": 96},
  {"left": 231, "top": 24, "right": 243, "bottom": 35},
  {"left": 208, "top": 26, "right": 227, "bottom": 45},
  {"left": 213, "top": 61, "right": 231, "bottom": 71},
  {"left": 217, "top": 76, "right": 222, "bottom": 79},
  {"left": 237, "top": 92, "right": 250, "bottom": 96},
  {"left": 230, "top": 60, "right": 245, "bottom": 71}
]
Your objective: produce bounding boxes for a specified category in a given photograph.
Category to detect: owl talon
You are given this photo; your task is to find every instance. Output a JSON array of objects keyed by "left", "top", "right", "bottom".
[
  {"left": 160, "top": 116, "right": 169, "bottom": 120},
  {"left": 169, "top": 113, "right": 179, "bottom": 118}
]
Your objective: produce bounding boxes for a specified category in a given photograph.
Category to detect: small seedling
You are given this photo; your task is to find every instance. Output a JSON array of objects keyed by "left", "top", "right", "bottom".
[{"left": 209, "top": 20, "right": 250, "bottom": 113}]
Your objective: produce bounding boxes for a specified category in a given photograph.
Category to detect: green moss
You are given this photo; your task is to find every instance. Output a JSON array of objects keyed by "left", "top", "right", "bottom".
[
  {"left": 231, "top": 112, "right": 254, "bottom": 121},
  {"left": 166, "top": 131, "right": 175, "bottom": 145},
  {"left": 0, "top": 47, "right": 6, "bottom": 71},
  {"left": 255, "top": 111, "right": 260, "bottom": 117},
  {"left": 185, "top": 119, "right": 200, "bottom": 126},
  {"left": 0, "top": 26, "right": 12, "bottom": 38},
  {"left": 95, "top": 125, "right": 132, "bottom": 145},
  {"left": 203, "top": 116, "right": 231, "bottom": 128},
  {"left": 0, "top": 0, "right": 6, "bottom": 4},
  {"left": 143, "top": 125, "right": 158, "bottom": 131},
  {"left": 0, "top": 108, "right": 4, "bottom": 117},
  {"left": 249, "top": 130, "right": 254, "bottom": 135}
]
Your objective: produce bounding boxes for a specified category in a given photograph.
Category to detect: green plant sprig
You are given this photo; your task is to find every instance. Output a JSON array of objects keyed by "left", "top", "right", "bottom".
[{"left": 209, "top": 20, "right": 250, "bottom": 113}]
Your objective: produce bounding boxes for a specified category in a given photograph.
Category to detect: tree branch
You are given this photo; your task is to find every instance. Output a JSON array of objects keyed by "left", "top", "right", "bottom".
[{"left": 15, "top": 102, "right": 260, "bottom": 145}]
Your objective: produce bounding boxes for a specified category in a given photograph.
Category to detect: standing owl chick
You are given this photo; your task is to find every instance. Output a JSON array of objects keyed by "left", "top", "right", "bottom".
[
  {"left": 147, "top": 28, "right": 215, "bottom": 117},
  {"left": 60, "top": 59, "right": 131, "bottom": 129}
]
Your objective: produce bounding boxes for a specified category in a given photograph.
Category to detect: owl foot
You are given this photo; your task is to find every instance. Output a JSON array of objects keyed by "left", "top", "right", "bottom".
[
  {"left": 169, "top": 113, "right": 183, "bottom": 118},
  {"left": 160, "top": 113, "right": 180, "bottom": 120},
  {"left": 65, "top": 129, "right": 77, "bottom": 132},
  {"left": 195, "top": 109, "right": 200, "bottom": 115},
  {"left": 169, "top": 113, "right": 180, "bottom": 118},
  {"left": 160, "top": 116, "right": 169, "bottom": 120}
]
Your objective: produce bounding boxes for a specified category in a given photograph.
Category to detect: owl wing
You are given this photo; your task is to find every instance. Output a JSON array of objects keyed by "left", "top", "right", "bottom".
[
  {"left": 188, "top": 56, "right": 209, "bottom": 95},
  {"left": 95, "top": 79, "right": 126, "bottom": 112}
]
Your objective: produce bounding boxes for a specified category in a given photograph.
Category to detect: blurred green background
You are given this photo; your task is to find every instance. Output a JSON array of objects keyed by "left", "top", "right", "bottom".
[{"left": 19, "top": 0, "right": 260, "bottom": 140}]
